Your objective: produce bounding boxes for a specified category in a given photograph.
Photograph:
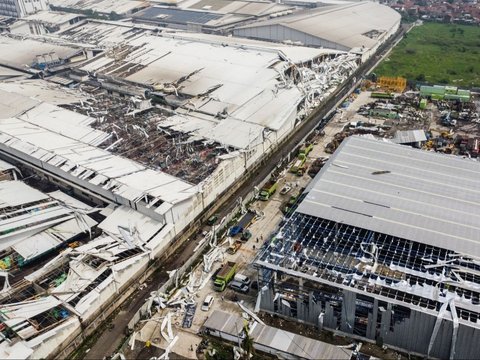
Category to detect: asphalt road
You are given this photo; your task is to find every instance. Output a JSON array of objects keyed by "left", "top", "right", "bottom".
[
  {"left": 84, "top": 236, "right": 202, "bottom": 359},
  {"left": 81, "top": 26, "right": 406, "bottom": 360}
]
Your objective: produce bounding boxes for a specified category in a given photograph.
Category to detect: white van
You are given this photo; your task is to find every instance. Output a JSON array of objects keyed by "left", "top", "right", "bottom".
[
  {"left": 201, "top": 295, "right": 214, "bottom": 311},
  {"left": 234, "top": 274, "right": 251, "bottom": 286}
]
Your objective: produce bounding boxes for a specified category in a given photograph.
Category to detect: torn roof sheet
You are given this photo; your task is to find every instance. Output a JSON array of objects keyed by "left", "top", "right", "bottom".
[
  {"left": 59, "top": 20, "right": 150, "bottom": 47},
  {"left": 51, "top": 260, "right": 104, "bottom": 302},
  {"left": 0, "top": 158, "right": 17, "bottom": 172},
  {"left": 0, "top": 35, "right": 79, "bottom": 68},
  {"left": 18, "top": 102, "right": 109, "bottom": 146},
  {"left": 0, "top": 296, "right": 62, "bottom": 327},
  {"left": 48, "top": 190, "right": 96, "bottom": 212},
  {"left": 0, "top": 90, "right": 39, "bottom": 119},
  {"left": 21, "top": 10, "right": 84, "bottom": 25},
  {"left": 98, "top": 205, "right": 164, "bottom": 241},
  {"left": 0, "top": 79, "right": 88, "bottom": 105},
  {"left": 196, "top": 117, "right": 264, "bottom": 149},
  {"left": 228, "top": 86, "right": 301, "bottom": 130},
  {"left": 12, "top": 215, "right": 97, "bottom": 261},
  {"left": 116, "top": 169, "right": 197, "bottom": 204},
  {"left": 0, "top": 180, "right": 48, "bottom": 209},
  {"left": 0, "top": 65, "right": 28, "bottom": 79}
]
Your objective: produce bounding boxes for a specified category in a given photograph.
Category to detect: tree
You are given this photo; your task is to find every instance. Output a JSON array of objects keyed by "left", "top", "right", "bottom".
[
  {"left": 416, "top": 73, "right": 426, "bottom": 82},
  {"left": 241, "top": 325, "right": 255, "bottom": 359}
]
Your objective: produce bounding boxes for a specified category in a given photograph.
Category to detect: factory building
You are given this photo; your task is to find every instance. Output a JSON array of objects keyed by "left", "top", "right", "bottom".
[
  {"left": 255, "top": 136, "right": 480, "bottom": 359},
  {"left": 5, "top": 11, "right": 86, "bottom": 35},
  {"left": 233, "top": 1, "right": 401, "bottom": 61},
  {"left": 0, "top": 25, "right": 358, "bottom": 240},
  {"left": 49, "top": 0, "right": 148, "bottom": 16},
  {"left": 132, "top": 1, "right": 294, "bottom": 33},
  {"left": 0, "top": 23, "right": 361, "bottom": 358},
  {"left": 0, "top": 0, "right": 48, "bottom": 18},
  {"left": 0, "top": 157, "right": 178, "bottom": 359}
]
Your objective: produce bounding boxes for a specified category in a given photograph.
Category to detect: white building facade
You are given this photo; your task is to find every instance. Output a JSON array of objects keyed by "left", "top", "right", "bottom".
[{"left": 0, "top": 0, "right": 48, "bottom": 18}]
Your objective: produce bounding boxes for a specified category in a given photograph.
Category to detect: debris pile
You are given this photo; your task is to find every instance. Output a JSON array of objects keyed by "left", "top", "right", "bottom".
[
  {"left": 62, "top": 89, "right": 228, "bottom": 184},
  {"left": 289, "top": 53, "right": 359, "bottom": 117}
]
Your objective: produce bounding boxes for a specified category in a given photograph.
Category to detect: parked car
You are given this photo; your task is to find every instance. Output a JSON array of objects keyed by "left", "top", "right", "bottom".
[
  {"left": 240, "top": 229, "right": 252, "bottom": 241},
  {"left": 280, "top": 185, "right": 292, "bottom": 195},
  {"left": 234, "top": 273, "right": 251, "bottom": 287},
  {"left": 229, "top": 226, "right": 243, "bottom": 237},
  {"left": 229, "top": 280, "right": 249, "bottom": 293},
  {"left": 201, "top": 295, "right": 214, "bottom": 311},
  {"left": 207, "top": 215, "right": 218, "bottom": 226}
]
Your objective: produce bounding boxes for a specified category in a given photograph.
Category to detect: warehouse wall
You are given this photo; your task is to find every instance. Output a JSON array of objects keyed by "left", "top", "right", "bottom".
[
  {"left": 258, "top": 274, "right": 480, "bottom": 359},
  {"left": 234, "top": 25, "right": 350, "bottom": 51}
]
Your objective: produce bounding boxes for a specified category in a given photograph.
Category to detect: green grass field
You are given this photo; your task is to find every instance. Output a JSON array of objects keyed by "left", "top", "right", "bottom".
[{"left": 375, "top": 23, "right": 480, "bottom": 88}]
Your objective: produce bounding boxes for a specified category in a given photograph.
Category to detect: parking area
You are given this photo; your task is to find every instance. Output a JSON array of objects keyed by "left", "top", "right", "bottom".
[{"left": 122, "top": 90, "right": 387, "bottom": 359}]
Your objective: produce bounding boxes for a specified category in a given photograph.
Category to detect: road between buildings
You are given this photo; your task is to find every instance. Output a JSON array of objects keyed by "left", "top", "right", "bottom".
[{"left": 81, "top": 26, "right": 407, "bottom": 360}]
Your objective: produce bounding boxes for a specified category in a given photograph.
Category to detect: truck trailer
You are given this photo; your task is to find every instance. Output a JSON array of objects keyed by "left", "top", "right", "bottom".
[
  {"left": 290, "top": 143, "right": 313, "bottom": 175},
  {"left": 259, "top": 180, "right": 278, "bottom": 201},
  {"left": 213, "top": 262, "right": 237, "bottom": 291}
]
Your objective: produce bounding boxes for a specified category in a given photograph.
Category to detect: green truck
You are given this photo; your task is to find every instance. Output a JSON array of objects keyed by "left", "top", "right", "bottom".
[
  {"left": 213, "top": 261, "right": 237, "bottom": 291},
  {"left": 290, "top": 154, "right": 306, "bottom": 175},
  {"left": 290, "top": 143, "right": 313, "bottom": 175},
  {"left": 259, "top": 179, "right": 278, "bottom": 201}
]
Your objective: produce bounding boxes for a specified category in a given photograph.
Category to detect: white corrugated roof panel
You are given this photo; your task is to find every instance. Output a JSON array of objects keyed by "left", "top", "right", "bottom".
[
  {"left": 0, "top": 91, "right": 39, "bottom": 119},
  {"left": 99, "top": 205, "right": 164, "bottom": 241},
  {"left": 197, "top": 117, "right": 264, "bottom": 149},
  {"left": 235, "top": 1, "right": 401, "bottom": 50},
  {"left": 116, "top": 169, "right": 197, "bottom": 203},
  {"left": 297, "top": 136, "right": 480, "bottom": 256},
  {"left": 0, "top": 296, "right": 62, "bottom": 325},
  {"left": 0, "top": 35, "right": 79, "bottom": 68},
  {"left": 0, "top": 181, "right": 48, "bottom": 208},
  {"left": 392, "top": 129, "right": 427, "bottom": 144},
  {"left": 205, "top": 310, "right": 352, "bottom": 359}
]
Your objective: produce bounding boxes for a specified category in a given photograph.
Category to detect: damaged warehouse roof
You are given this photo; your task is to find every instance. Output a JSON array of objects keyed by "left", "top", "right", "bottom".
[
  {"left": 0, "top": 35, "right": 83, "bottom": 70},
  {"left": 0, "top": 179, "right": 97, "bottom": 263},
  {"left": 0, "top": 89, "right": 198, "bottom": 206},
  {"left": 0, "top": 26, "right": 358, "bottom": 228},
  {"left": 204, "top": 310, "right": 352, "bottom": 359},
  {"left": 132, "top": 1, "right": 294, "bottom": 31},
  {"left": 0, "top": 160, "right": 170, "bottom": 359},
  {"left": 74, "top": 30, "right": 353, "bottom": 149},
  {"left": 298, "top": 136, "right": 480, "bottom": 256},
  {"left": 256, "top": 136, "right": 480, "bottom": 359}
]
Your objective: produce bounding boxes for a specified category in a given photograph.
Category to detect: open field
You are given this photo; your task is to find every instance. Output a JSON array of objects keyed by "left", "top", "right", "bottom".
[{"left": 375, "top": 22, "right": 480, "bottom": 88}]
